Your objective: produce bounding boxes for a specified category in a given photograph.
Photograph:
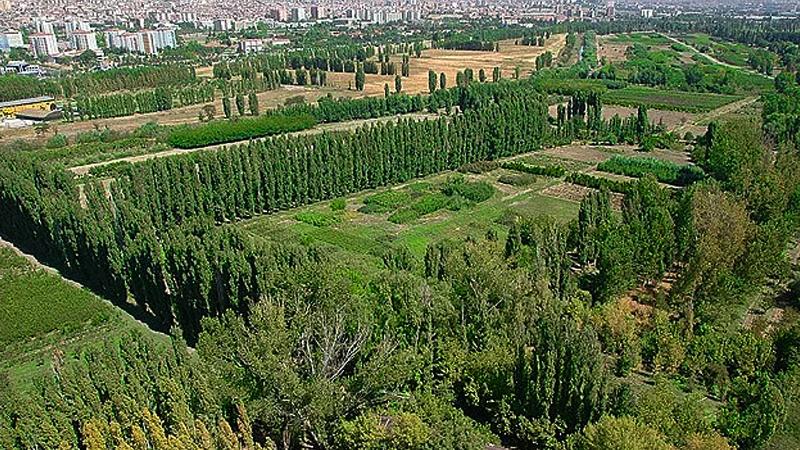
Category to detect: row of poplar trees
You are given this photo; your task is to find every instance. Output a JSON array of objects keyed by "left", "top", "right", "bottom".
[{"left": 0, "top": 88, "right": 553, "bottom": 344}]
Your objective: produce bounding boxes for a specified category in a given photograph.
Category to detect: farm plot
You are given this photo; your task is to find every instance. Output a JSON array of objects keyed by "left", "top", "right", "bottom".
[
  {"left": 602, "top": 87, "right": 743, "bottom": 112},
  {"left": 241, "top": 166, "right": 576, "bottom": 264},
  {"left": 0, "top": 242, "right": 147, "bottom": 385}
]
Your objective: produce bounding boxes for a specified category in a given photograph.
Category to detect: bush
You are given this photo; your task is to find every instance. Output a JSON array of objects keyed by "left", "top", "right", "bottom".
[
  {"left": 597, "top": 155, "right": 704, "bottom": 186},
  {"left": 566, "top": 172, "right": 633, "bottom": 194},
  {"left": 441, "top": 175, "right": 495, "bottom": 202},
  {"left": 46, "top": 134, "right": 69, "bottom": 149},
  {"left": 498, "top": 173, "right": 537, "bottom": 186},
  {"left": 295, "top": 210, "right": 341, "bottom": 227},
  {"left": 458, "top": 160, "right": 500, "bottom": 174},
  {"left": 361, "top": 190, "right": 412, "bottom": 214},
  {"left": 330, "top": 198, "right": 346, "bottom": 211},
  {"left": 502, "top": 161, "right": 566, "bottom": 177},
  {"left": 389, "top": 193, "right": 449, "bottom": 224},
  {"left": 167, "top": 113, "right": 317, "bottom": 149}
]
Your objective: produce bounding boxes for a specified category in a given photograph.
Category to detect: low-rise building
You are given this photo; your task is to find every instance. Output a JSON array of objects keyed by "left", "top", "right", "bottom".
[{"left": 0, "top": 96, "right": 56, "bottom": 118}]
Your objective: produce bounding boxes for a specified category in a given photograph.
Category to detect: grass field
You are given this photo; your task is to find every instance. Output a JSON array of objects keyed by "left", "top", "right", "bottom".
[
  {"left": 0, "top": 244, "right": 153, "bottom": 386},
  {"left": 241, "top": 166, "right": 578, "bottom": 268},
  {"left": 678, "top": 33, "right": 756, "bottom": 67},
  {"left": 602, "top": 86, "right": 742, "bottom": 112},
  {"left": 240, "top": 143, "right": 695, "bottom": 268},
  {"left": 606, "top": 33, "right": 672, "bottom": 46}
]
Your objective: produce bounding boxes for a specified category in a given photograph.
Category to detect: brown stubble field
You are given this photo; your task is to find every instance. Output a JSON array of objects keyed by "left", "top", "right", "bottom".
[{"left": 326, "top": 34, "right": 567, "bottom": 95}]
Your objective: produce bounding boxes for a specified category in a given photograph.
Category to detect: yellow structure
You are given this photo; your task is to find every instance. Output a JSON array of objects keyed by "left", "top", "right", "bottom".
[{"left": 0, "top": 96, "right": 56, "bottom": 118}]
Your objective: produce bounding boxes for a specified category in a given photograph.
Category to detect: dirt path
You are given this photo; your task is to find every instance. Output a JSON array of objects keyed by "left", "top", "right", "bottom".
[
  {"left": 69, "top": 112, "right": 439, "bottom": 175},
  {"left": 660, "top": 33, "right": 774, "bottom": 80},
  {"left": 674, "top": 96, "right": 759, "bottom": 135},
  {"left": 0, "top": 236, "right": 170, "bottom": 340}
]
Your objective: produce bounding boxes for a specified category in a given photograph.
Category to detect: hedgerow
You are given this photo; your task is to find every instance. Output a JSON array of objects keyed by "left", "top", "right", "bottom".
[
  {"left": 167, "top": 113, "right": 317, "bottom": 149},
  {"left": 596, "top": 155, "right": 704, "bottom": 186}
]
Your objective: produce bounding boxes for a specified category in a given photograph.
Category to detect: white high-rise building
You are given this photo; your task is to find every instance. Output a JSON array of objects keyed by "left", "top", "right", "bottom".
[
  {"left": 290, "top": 7, "right": 307, "bottom": 22},
  {"left": 33, "top": 18, "right": 55, "bottom": 35},
  {"left": 0, "top": 30, "right": 24, "bottom": 52},
  {"left": 0, "top": 0, "right": 11, "bottom": 12},
  {"left": 106, "top": 28, "right": 176, "bottom": 54},
  {"left": 65, "top": 21, "right": 92, "bottom": 36},
  {"left": 70, "top": 31, "right": 98, "bottom": 51},
  {"left": 30, "top": 33, "right": 59, "bottom": 57}
]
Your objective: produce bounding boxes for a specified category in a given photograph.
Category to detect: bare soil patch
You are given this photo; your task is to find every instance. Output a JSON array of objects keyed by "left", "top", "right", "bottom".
[
  {"left": 602, "top": 105, "right": 697, "bottom": 131},
  {"left": 540, "top": 182, "right": 624, "bottom": 209},
  {"left": 328, "top": 35, "right": 566, "bottom": 96},
  {"left": 597, "top": 40, "right": 630, "bottom": 63},
  {"left": 541, "top": 144, "right": 638, "bottom": 164}
]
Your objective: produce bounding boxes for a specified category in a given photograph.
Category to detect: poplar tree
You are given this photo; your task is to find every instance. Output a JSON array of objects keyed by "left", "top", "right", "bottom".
[
  {"left": 355, "top": 64, "right": 365, "bottom": 91},
  {"left": 428, "top": 70, "right": 437, "bottom": 94},
  {"left": 248, "top": 92, "right": 259, "bottom": 116}
]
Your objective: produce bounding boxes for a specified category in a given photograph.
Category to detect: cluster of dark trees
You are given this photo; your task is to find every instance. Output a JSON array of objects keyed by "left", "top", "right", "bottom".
[
  {"left": 762, "top": 70, "right": 800, "bottom": 145},
  {"left": 0, "top": 64, "right": 197, "bottom": 102},
  {"left": 0, "top": 91, "right": 552, "bottom": 345},
  {"left": 67, "top": 84, "right": 215, "bottom": 120},
  {"left": 519, "top": 30, "right": 551, "bottom": 46}
]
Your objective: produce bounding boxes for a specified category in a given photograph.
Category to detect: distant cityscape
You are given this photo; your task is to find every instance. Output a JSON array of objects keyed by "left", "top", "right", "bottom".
[{"left": 1, "top": 0, "right": 799, "bottom": 63}]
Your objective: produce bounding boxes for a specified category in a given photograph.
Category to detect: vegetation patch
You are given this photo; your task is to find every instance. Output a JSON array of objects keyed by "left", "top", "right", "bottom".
[
  {"left": 502, "top": 161, "right": 566, "bottom": 177},
  {"left": 360, "top": 190, "right": 413, "bottom": 214},
  {"left": 498, "top": 173, "right": 537, "bottom": 186},
  {"left": 167, "top": 113, "right": 317, "bottom": 148},
  {"left": 565, "top": 172, "right": 634, "bottom": 194},
  {"left": 597, "top": 155, "right": 705, "bottom": 186},
  {"left": 0, "top": 247, "right": 112, "bottom": 347},
  {"left": 295, "top": 210, "right": 342, "bottom": 227},
  {"left": 602, "top": 87, "right": 742, "bottom": 112}
]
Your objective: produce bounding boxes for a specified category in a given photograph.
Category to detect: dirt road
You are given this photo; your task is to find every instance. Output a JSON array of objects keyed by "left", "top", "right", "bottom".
[{"left": 660, "top": 33, "right": 774, "bottom": 80}]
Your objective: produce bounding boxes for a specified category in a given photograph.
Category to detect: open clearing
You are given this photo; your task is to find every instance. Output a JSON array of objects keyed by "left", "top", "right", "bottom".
[
  {"left": 601, "top": 105, "right": 697, "bottom": 130},
  {"left": 241, "top": 141, "right": 691, "bottom": 266},
  {"left": 0, "top": 84, "right": 364, "bottom": 142},
  {"left": 326, "top": 35, "right": 566, "bottom": 96}
]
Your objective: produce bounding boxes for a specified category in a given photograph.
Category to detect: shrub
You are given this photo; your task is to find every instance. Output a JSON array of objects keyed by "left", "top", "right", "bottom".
[
  {"left": 458, "top": 160, "right": 500, "bottom": 174},
  {"left": 597, "top": 155, "right": 704, "bottom": 186},
  {"left": 361, "top": 190, "right": 412, "bottom": 214},
  {"left": 502, "top": 161, "right": 566, "bottom": 177},
  {"left": 330, "top": 198, "right": 346, "bottom": 211},
  {"left": 46, "top": 134, "right": 69, "bottom": 149},
  {"left": 167, "top": 113, "right": 316, "bottom": 149},
  {"left": 566, "top": 172, "right": 633, "bottom": 194},
  {"left": 389, "top": 193, "right": 449, "bottom": 224},
  {"left": 441, "top": 175, "right": 495, "bottom": 202},
  {"left": 498, "top": 173, "right": 537, "bottom": 186},
  {"left": 295, "top": 210, "right": 341, "bottom": 227}
]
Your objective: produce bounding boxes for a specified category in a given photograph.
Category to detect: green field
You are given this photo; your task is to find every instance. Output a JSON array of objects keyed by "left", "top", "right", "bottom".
[
  {"left": 242, "top": 167, "right": 579, "bottom": 267},
  {"left": 606, "top": 33, "right": 672, "bottom": 46},
  {"left": 0, "top": 245, "right": 149, "bottom": 384},
  {"left": 678, "top": 33, "right": 757, "bottom": 67},
  {"left": 602, "top": 86, "right": 742, "bottom": 112}
]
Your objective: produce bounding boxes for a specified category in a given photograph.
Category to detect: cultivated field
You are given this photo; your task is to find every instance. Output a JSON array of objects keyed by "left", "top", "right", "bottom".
[
  {"left": 326, "top": 35, "right": 567, "bottom": 96},
  {"left": 602, "top": 86, "right": 743, "bottom": 112},
  {"left": 0, "top": 241, "right": 153, "bottom": 385},
  {"left": 240, "top": 141, "right": 693, "bottom": 266}
]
